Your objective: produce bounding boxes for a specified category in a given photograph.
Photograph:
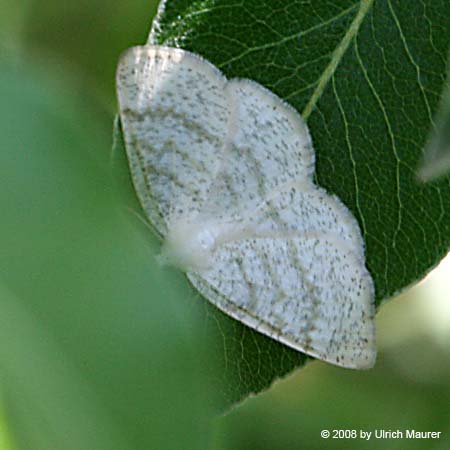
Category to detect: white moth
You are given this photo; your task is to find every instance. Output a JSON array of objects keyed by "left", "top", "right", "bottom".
[{"left": 116, "top": 45, "right": 376, "bottom": 369}]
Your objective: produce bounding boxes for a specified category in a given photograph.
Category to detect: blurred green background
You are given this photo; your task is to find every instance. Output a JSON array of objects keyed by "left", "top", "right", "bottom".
[{"left": 0, "top": 1, "right": 449, "bottom": 449}]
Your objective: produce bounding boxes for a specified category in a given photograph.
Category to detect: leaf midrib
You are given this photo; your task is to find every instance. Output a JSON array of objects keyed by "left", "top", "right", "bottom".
[{"left": 302, "top": 0, "right": 374, "bottom": 120}]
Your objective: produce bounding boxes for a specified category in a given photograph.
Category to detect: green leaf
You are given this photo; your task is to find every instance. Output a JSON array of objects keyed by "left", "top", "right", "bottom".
[
  {"left": 115, "top": 0, "right": 450, "bottom": 403},
  {"left": 0, "top": 60, "right": 220, "bottom": 449}
]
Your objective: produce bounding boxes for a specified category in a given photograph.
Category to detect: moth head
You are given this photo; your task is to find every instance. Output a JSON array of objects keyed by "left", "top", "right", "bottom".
[{"left": 159, "top": 218, "right": 218, "bottom": 272}]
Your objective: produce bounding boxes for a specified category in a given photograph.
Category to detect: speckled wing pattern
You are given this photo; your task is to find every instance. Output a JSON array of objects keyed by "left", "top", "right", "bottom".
[
  {"left": 117, "top": 46, "right": 229, "bottom": 235},
  {"left": 116, "top": 45, "right": 376, "bottom": 369}
]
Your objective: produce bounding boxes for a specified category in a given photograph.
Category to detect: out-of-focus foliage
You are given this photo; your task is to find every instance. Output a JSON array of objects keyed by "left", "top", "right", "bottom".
[
  {"left": 0, "top": 2, "right": 220, "bottom": 449},
  {"left": 0, "top": 58, "right": 220, "bottom": 450},
  {"left": 419, "top": 60, "right": 450, "bottom": 181},
  {"left": 0, "top": 1, "right": 449, "bottom": 449}
]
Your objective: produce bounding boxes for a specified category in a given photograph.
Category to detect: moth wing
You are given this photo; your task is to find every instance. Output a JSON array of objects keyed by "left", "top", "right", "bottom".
[
  {"left": 201, "top": 79, "right": 315, "bottom": 216},
  {"left": 189, "top": 185, "right": 375, "bottom": 369},
  {"left": 116, "top": 45, "right": 229, "bottom": 236}
]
